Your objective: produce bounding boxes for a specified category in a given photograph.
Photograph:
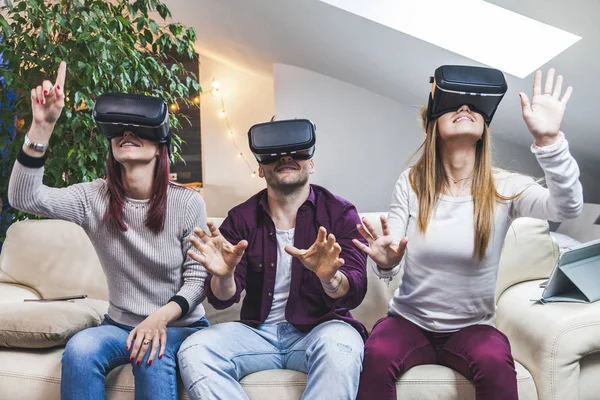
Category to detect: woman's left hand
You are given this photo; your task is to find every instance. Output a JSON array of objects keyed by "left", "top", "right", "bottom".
[
  {"left": 519, "top": 68, "right": 573, "bottom": 147},
  {"left": 126, "top": 311, "right": 168, "bottom": 366}
]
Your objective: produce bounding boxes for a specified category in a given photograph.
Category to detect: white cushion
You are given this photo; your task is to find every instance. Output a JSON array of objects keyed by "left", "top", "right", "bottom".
[
  {"left": 0, "top": 299, "right": 108, "bottom": 349},
  {"left": 0, "top": 347, "right": 191, "bottom": 400},
  {"left": 0, "top": 220, "right": 108, "bottom": 301}
]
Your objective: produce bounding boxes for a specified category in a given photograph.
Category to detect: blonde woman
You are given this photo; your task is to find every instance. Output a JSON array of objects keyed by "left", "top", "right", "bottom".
[{"left": 354, "top": 67, "right": 583, "bottom": 400}]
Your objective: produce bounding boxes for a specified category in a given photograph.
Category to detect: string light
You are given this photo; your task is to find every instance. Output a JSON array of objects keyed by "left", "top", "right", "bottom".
[
  {"left": 208, "top": 77, "right": 257, "bottom": 178},
  {"left": 211, "top": 78, "right": 220, "bottom": 96}
]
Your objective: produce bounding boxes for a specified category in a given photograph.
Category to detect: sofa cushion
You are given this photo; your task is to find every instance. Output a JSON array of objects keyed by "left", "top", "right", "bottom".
[
  {"left": 0, "top": 347, "right": 191, "bottom": 400},
  {"left": 496, "top": 217, "right": 559, "bottom": 301},
  {"left": 0, "top": 346, "right": 537, "bottom": 400},
  {"left": 0, "top": 299, "right": 108, "bottom": 349},
  {"left": 0, "top": 282, "right": 40, "bottom": 304},
  {"left": 0, "top": 220, "right": 108, "bottom": 301},
  {"left": 240, "top": 363, "right": 537, "bottom": 400}
]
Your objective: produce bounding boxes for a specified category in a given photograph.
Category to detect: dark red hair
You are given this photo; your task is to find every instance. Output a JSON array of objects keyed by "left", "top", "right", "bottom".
[{"left": 104, "top": 144, "right": 170, "bottom": 234}]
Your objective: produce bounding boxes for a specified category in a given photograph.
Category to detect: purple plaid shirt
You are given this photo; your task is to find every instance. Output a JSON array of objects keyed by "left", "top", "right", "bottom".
[{"left": 205, "top": 184, "right": 369, "bottom": 340}]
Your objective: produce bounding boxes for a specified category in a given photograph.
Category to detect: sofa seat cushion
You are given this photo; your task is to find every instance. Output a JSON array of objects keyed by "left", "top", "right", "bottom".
[
  {"left": 0, "top": 346, "right": 537, "bottom": 400},
  {"left": 230, "top": 361, "right": 538, "bottom": 400},
  {"left": 0, "top": 299, "right": 108, "bottom": 349},
  {"left": 396, "top": 362, "right": 537, "bottom": 400},
  {"left": 0, "top": 347, "right": 191, "bottom": 400}
]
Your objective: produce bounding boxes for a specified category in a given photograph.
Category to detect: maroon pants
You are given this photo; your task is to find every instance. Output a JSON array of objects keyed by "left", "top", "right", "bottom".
[{"left": 357, "top": 315, "right": 518, "bottom": 400}]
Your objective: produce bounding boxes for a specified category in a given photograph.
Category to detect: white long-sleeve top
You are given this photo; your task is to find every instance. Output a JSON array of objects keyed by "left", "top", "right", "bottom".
[{"left": 378, "top": 134, "right": 583, "bottom": 332}]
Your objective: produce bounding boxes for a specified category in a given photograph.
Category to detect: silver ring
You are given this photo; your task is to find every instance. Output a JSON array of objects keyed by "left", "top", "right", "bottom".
[{"left": 142, "top": 340, "right": 151, "bottom": 346}]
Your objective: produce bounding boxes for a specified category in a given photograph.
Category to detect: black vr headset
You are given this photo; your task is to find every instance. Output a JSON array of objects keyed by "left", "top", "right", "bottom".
[
  {"left": 248, "top": 119, "right": 316, "bottom": 164},
  {"left": 93, "top": 93, "right": 172, "bottom": 152},
  {"left": 427, "top": 65, "right": 508, "bottom": 126}
]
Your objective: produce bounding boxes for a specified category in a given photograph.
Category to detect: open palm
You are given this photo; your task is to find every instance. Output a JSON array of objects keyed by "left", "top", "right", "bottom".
[
  {"left": 285, "top": 227, "right": 344, "bottom": 282},
  {"left": 353, "top": 215, "right": 408, "bottom": 269},
  {"left": 519, "top": 68, "right": 572, "bottom": 145},
  {"left": 188, "top": 222, "right": 247, "bottom": 278}
]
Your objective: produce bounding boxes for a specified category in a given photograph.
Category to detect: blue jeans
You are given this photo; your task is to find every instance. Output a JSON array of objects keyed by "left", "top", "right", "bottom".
[
  {"left": 60, "top": 315, "right": 209, "bottom": 400},
  {"left": 178, "top": 320, "right": 364, "bottom": 400}
]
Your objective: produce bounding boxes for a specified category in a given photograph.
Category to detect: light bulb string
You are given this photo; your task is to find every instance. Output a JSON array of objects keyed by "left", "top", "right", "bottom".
[{"left": 211, "top": 80, "right": 257, "bottom": 177}]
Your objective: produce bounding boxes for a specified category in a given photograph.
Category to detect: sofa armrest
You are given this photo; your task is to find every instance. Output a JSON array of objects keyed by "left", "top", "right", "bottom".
[{"left": 497, "top": 280, "right": 600, "bottom": 400}]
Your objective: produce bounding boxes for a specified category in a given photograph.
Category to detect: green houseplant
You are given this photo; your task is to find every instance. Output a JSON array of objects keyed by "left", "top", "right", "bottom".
[{"left": 0, "top": 0, "right": 201, "bottom": 242}]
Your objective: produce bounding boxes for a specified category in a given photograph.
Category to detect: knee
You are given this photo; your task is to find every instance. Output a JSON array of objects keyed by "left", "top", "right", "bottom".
[
  {"left": 177, "top": 330, "right": 224, "bottom": 374},
  {"left": 63, "top": 330, "right": 102, "bottom": 364},
  {"left": 310, "top": 324, "right": 364, "bottom": 368},
  {"left": 472, "top": 348, "right": 515, "bottom": 377},
  {"left": 362, "top": 339, "right": 396, "bottom": 368},
  {"left": 178, "top": 332, "right": 211, "bottom": 362}
]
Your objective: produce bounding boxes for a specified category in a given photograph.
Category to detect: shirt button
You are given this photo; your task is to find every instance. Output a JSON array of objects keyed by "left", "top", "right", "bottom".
[
  {"left": 258, "top": 263, "right": 263, "bottom": 268},
  {"left": 292, "top": 290, "right": 296, "bottom": 295},
  {"left": 270, "top": 263, "right": 275, "bottom": 268},
  {"left": 268, "top": 292, "right": 273, "bottom": 297},
  {"left": 269, "top": 231, "right": 273, "bottom": 236}
]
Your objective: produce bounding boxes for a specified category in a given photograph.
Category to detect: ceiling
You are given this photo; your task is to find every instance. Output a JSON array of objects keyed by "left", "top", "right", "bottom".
[{"left": 162, "top": 0, "right": 599, "bottom": 168}]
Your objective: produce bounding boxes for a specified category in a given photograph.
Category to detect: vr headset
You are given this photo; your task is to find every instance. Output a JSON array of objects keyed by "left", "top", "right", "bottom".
[
  {"left": 93, "top": 93, "right": 172, "bottom": 151},
  {"left": 248, "top": 119, "right": 316, "bottom": 164},
  {"left": 427, "top": 65, "right": 508, "bottom": 126}
]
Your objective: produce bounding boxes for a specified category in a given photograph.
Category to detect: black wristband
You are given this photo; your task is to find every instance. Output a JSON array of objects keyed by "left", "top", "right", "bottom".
[
  {"left": 17, "top": 149, "right": 48, "bottom": 168},
  {"left": 169, "top": 295, "right": 190, "bottom": 317}
]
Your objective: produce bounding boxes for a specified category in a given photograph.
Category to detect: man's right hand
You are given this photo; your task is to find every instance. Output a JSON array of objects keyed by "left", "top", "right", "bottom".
[
  {"left": 188, "top": 221, "right": 248, "bottom": 278},
  {"left": 352, "top": 215, "right": 408, "bottom": 270}
]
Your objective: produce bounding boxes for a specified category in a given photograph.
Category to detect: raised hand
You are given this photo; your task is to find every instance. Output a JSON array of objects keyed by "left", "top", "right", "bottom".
[
  {"left": 285, "top": 226, "right": 344, "bottom": 282},
  {"left": 519, "top": 68, "right": 573, "bottom": 147},
  {"left": 31, "top": 61, "right": 67, "bottom": 128},
  {"left": 353, "top": 215, "right": 408, "bottom": 269},
  {"left": 188, "top": 221, "right": 248, "bottom": 278}
]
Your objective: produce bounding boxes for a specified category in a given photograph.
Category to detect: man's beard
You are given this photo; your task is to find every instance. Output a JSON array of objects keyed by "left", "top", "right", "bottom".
[{"left": 264, "top": 169, "right": 310, "bottom": 195}]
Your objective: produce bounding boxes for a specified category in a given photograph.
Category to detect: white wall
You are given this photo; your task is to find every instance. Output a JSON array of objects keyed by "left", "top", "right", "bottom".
[
  {"left": 578, "top": 161, "right": 600, "bottom": 205},
  {"left": 274, "top": 64, "right": 423, "bottom": 212},
  {"left": 199, "top": 56, "right": 273, "bottom": 217}
]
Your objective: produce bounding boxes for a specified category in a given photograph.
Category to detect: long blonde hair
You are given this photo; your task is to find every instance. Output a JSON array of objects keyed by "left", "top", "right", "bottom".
[{"left": 408, "top": 106, "right": 518, "bottom": 260}]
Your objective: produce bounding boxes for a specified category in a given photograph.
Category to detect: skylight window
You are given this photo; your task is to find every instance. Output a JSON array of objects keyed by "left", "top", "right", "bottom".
[{"left": 319, "top": 0, "right": 581, "bottom": 78}]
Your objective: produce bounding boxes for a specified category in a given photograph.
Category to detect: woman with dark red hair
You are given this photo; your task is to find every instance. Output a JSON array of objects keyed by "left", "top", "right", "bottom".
[{"left": 8, "top": 62, "right": 209, "bottom": 399}]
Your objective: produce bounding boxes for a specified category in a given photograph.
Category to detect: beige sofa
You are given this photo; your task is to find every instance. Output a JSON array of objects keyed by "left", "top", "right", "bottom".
[{"left": 1, "top": 214, "right": 599, "bottom": 400}]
